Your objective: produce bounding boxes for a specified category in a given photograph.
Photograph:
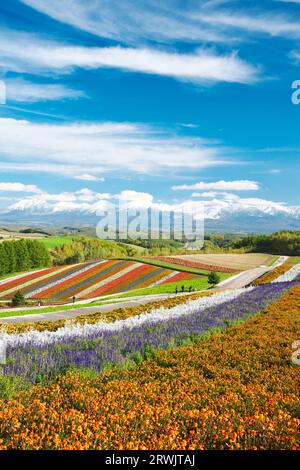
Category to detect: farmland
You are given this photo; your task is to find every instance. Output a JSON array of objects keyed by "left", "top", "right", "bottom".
[
  {"left": 0, "top": 260, "right": 203, "bottom": 301},
  {"left": 157, "top": 253, "right": 277, "bottom": 271},
  {"left": 0, "top": 228, "right": 46, "bottom": 241}
]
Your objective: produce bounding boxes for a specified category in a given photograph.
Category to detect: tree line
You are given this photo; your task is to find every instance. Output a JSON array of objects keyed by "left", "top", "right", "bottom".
[
  {"left": 51, "top": 237, "right": 139, "bottom": 265},
  {"left": 233, "top": 230, "right": 300, "bottom": 255},
  {"left": 0, "top": 239, "right": 51, "bottom": 276}
]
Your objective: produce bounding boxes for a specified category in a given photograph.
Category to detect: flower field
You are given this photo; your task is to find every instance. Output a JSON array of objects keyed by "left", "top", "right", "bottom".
[
  {"left": 1, "top": 291, "right": 213, "bottom": 334},
  {"left": 0, "top": 260, "right": 201, "bottom": 301},
  {"left": 0, "top": 277, "right": 298, "bottom": 384},
  {"left": 0, "top": 281, "right": 299, "bottom": 449}
]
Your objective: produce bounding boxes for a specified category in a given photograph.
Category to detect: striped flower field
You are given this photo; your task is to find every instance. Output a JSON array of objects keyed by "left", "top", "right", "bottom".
[{"left": 0, "top": 260, "right": 202, "bottom": 301}]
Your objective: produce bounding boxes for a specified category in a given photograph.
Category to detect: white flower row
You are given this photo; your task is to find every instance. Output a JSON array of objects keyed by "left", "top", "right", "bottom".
[
  {"left": 1, "top": 287, "right": 253, "bottom": 348},
  {"left": 271, "top": 263, "right": 300, "bottom": 283}
]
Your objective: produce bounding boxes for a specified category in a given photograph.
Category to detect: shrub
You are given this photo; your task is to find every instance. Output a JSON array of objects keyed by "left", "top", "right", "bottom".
[{"left": 208, "top": 271, "right": 221, "bottom": 286}]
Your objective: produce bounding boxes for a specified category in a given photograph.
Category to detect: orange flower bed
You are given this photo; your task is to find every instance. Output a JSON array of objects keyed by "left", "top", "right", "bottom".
[
  {"left": 0, "top": 284, "right": 299, "bottom": 450},
  {"left": 252, "top": 263, "right": 293, "bottom": 285}
]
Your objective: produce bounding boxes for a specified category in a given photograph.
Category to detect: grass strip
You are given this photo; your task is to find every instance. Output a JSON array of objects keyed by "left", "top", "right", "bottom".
[{"left": 114, "top": 257, "right": 212, "bottom": 275}]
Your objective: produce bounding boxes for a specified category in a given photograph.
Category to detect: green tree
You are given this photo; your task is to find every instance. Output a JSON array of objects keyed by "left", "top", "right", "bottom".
[
  {"left": 208, "top": 271, "right": 221, "bottom": 286},
  {"left": 11, "top": 290, "right": 26, "bottom": 307}
]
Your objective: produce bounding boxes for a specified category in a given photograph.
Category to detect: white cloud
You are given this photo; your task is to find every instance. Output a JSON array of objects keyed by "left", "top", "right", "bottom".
[
  {"left": 0, "top": 118, "right": 231, "bottom": 177},
  {"left": 5, "top": 78, "right": 85, "bottom": 103},
  {"left": 0, "top": 29, "right": 259, "bottom": 85},
  {"left": 192, "top": 191, "right": 229, "bottom": 198},
  {"left": 172, "top": 180, "right": 259, "bottom": 191},
  {"left": 0, "top": 182, "right": 41, "bottom": 193},
  {"left": 74, "top": 174, "right": 105, "bottom": 182}
]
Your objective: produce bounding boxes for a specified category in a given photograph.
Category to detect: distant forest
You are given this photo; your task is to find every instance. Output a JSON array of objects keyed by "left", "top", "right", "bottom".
[
  {"left": 51, "top": 237, "right": 137, "bottom": 265},
  {"left": 233, "top": 231, "right": 300, "bottom": 255}
]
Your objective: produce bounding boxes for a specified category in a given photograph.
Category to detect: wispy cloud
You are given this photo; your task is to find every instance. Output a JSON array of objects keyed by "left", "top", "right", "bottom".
[
  {"left": 20, "top": 0, "right": 300, "bottom": 44},
  {"left": 0, "top": 29, "right": 260, "bottom": 85},
  {"left": 20, "top": 0, "right": 228, "bottom": 45},
  {"left": 5, "top": 78, "right": 85, "bottom": 103},
  {"left": 172, "top": 180, "right": 259, "bottom": 191},
  {"left": 0, "top": 118, "right": 231, "bottom": 178},
  {"left": 290, "top": 50, "right": 300, "bottom": 63},
  {"left": 194, "top": 11, "right": 300, "bottom": 38}
]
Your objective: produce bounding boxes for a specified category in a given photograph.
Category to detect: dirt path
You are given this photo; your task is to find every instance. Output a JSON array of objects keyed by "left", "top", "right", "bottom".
[
  {"left": 0, "top": 292, "right": 188, "bottom": 324},
  {"left": 217, "top": 256, "right": 288, "bottom": 289}
]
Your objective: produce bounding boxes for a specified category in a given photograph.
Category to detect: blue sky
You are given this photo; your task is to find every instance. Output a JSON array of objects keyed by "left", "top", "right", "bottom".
[{"left": 0, "top": 0, "right": 300, "bottom": 223}]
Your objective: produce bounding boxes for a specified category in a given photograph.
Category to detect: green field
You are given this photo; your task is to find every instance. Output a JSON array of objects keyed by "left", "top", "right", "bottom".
[
  {"left": 109, "top": 273, "right": 230, "bottom": 298},
  {"left": 287, "top": 256, "right": 300, "bottom": 264},
  {"left": 39, "top": 236, "right": 75, "bottom": 250}
]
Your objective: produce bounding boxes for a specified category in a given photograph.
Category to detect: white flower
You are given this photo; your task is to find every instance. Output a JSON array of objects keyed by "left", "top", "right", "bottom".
[{"left": 272, "top": 263, "right": 300, "bottom": 283}]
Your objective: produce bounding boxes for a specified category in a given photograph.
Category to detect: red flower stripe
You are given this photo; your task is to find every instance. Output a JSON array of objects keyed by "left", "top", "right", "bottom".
[
  {"left": 140, "top": 269, "right": 175, "bottom": 288},
  {"left": 100, "top": 265, "right": 159, "bottom": 296},
  {"left": 160, "top": 272, "right": 197, "bottom": 285},
  {"left": 4, "top": 264, "right": 86, "bottom": 299},
  {"left": 31, "top": 261, "right": 113, "bottom": 299},
  {"left": 84, "top": 264, "right": 151, "bottom": 298},
  {"left": 0, "top": 267, "right": 58, "bottom": 293}
]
